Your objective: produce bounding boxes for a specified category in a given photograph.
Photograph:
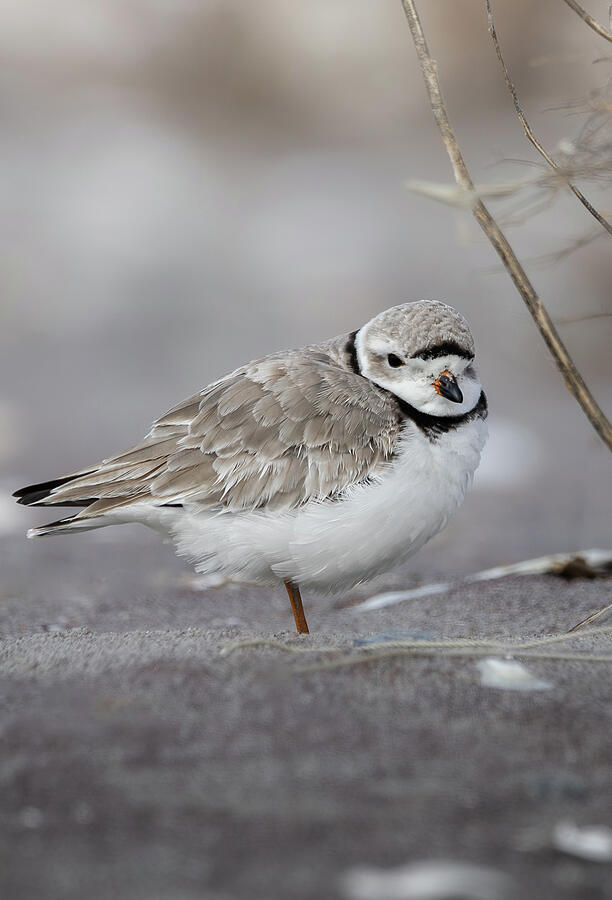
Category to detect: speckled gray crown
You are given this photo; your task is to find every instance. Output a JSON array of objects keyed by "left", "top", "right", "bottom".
[{"left": 367, "top": 300, "right": 475, "bottom": 358}]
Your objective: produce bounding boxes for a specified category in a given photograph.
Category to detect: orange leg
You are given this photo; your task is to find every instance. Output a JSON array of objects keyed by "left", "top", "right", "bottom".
[{"left": 284, "top": 580, "right": 310, "bottom": 634}]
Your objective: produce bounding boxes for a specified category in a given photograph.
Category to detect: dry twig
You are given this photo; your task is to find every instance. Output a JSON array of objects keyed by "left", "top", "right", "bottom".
[
  {"left": 561, "top": 0, "right": 612, "bottom": 42},
  {"left": 487, "top": 0, "right": 612, "bottom": 236},
  {"left": 399, "top": 0, "right": 612, "bottom": 451}
]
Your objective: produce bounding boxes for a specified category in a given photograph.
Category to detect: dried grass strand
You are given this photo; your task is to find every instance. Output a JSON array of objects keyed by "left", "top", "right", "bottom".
[
  {"left": 399, "top": 0, "right": 612, "bottom": 451},
  {"left": 220, "top": 626, "right": 612, "bottom": 673},
  {"left": 561, "top": 0, "right": 612, "bottom": 42},
  {"left": 222, "top": 623, "right": 612, "bottom": 654},
  {"left": 487, "top": 0, "right": 612, "bottom": 236}
]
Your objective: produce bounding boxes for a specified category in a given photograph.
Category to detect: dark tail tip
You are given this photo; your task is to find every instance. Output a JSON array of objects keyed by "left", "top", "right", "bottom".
[{"left": 13, "top": 473, "right": 93, "bottom": 507}]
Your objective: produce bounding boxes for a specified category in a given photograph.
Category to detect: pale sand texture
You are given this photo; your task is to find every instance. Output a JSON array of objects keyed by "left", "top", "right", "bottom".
[{"left": 1, "top": 534, "right": 611, "bottom": 900}]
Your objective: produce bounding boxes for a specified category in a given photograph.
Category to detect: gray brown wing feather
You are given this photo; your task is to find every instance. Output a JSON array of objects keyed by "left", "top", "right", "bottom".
[{"left": 42, "top": 342, "right": 402, "bottom": 516}]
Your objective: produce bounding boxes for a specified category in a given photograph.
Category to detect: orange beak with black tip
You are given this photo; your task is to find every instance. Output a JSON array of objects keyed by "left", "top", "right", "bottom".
[{"left": 434, "top": 370, "right": 463, "bottom": 403}]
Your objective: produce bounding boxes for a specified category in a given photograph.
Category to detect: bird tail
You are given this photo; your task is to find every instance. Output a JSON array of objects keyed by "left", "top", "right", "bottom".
[
  {"left": 13, "top": 469, "right": 147, "bottom": 538},
  {"left": 13, "top": 424, "right": 187, "bottom": 537},
  {"left": 14, "top": 472, "right": 105, "bottom": 537},
  {"left": 13, "top": 473, "right": 95, "bottom": 508},
  {"left": 26, "top": 515, "right": 108, "bottom": 538}
]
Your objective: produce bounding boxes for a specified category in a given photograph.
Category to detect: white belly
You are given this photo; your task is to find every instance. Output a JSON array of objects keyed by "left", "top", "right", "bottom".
[{"left": 167, "top": 416, "right": 487, "bottom": 593}]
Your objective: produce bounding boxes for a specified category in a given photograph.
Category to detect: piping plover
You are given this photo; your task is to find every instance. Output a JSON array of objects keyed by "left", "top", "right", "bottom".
[{"left": 15, "top": 300, "right": 487, "bottom": 633}]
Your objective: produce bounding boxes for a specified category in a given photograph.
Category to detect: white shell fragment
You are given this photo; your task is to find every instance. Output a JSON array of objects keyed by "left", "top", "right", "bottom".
[
  {"left": 553, "top": 821, "right": 612, "bottom": 862},
  {"left": 354, "top": 549, "right": 612, "bottom": 612},
  {"left": 476, "top": 658, "right": 553, "bottom": 692},
  {"left": 466, "top": 549, "right": 612, "bottom": 582},
  {"left": 355, "top": 583, "right": 451, "bottom": 612},
  {"left": 340, "top": 860, "right": 514, "bottom": 900}
]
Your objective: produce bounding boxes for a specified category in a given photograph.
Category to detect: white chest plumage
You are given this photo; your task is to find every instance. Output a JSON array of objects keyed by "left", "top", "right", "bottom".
[{"left": 170, "top": 413, "right": 488, "bottom": 592}]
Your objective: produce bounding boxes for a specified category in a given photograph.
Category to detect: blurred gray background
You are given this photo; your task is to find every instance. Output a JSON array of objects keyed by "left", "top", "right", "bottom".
[{"left": 1, "top": 0, "right": 610, "bottom": 595}]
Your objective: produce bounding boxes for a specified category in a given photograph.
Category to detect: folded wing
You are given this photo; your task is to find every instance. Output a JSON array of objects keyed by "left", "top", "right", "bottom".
[{"left": 15, "top": 346, "right": 402, "bottom": 525}]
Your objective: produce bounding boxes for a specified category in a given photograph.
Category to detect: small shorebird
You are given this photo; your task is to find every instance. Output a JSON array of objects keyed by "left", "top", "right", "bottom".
[{"left": 14, "top": 300, "right": 487, "bottom": 633}]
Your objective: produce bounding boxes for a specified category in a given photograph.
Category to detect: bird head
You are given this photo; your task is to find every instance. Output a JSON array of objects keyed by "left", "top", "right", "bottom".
[{"left": 355, "top": 300, "right": 482, "bottom": 416}]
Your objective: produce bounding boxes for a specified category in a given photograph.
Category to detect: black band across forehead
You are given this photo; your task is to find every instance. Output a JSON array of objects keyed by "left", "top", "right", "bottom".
[{"left": 412, "top": 341, "right": 474, "bottom": 361}]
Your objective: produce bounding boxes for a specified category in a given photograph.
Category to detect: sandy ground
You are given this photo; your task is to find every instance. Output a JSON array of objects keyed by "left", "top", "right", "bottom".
[{"left": 1, "top": 533, "right": 612, "bottom": 900}]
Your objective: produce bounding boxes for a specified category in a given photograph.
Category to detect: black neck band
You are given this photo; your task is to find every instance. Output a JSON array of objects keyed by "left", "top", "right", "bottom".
[
  {"left": 345, "top": 330, "right": 361, "bottom": 375},
  {"left": 396, "top": 390, "right": 487, "bottom": 437}
]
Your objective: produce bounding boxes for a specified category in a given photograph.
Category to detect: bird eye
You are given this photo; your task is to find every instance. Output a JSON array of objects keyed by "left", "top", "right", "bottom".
[{"left": 387, "top": 353, "right": 403, "bottom": 368}]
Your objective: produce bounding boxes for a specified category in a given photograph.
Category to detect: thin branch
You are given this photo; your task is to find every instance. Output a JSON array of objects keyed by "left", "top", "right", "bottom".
[
  {"left": 487, "top": 0, "right": 612, "bottom": 237},
  {"left": 479, "top": 228, "right": 606, "bottom": 273},
  {"left": 561, "top": 0, "right": 612, "bottom": 42},
  {"left": 531, "top": 227, "right": 607, "bottom": 266},
  {"left": 557, "top": 310, "right": 612, "bottom": 324},
  {"left": 399, "top": 0, "right": 612, "bottom": 452}
]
